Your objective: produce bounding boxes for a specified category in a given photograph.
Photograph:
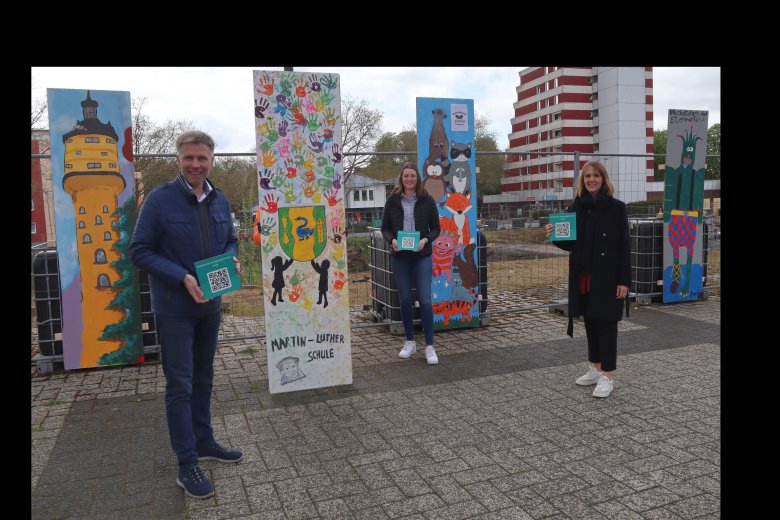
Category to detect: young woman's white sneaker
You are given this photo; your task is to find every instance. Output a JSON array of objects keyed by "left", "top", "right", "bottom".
[
  {"left": 425, "top": 345, "right": 438, "bottom": 365},
  {"left": 592, "top": 376, "right": 614, "bottom": 397},
  {"left": 399, "top": 341, "right": 416, "bottom": 359},
  {"left": 575, "top": 366, "right": 603, "bottom": 386}
]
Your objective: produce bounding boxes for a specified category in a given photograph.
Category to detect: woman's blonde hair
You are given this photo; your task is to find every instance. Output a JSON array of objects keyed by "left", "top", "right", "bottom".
[
  {"left": 575, "top": 160, "right": 615, "bottom": 197},
  {"left": 392, "top": 162, "right": 423, "bottom": 196}
]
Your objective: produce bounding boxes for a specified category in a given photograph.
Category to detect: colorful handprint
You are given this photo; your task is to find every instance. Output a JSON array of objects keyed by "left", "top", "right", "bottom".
[{"left": 332, "top": 272, "right": 347, "bottom": 290}]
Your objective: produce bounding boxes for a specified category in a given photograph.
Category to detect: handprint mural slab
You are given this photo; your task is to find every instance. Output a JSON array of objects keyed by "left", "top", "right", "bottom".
[{"left": 253, "top": 70, "right": 352, "bottom": 394}]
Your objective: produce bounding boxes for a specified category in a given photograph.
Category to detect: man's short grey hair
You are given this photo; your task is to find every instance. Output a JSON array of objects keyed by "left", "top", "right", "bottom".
[{"left": 176, "top": 130, "right": 215, "bottom": 154}]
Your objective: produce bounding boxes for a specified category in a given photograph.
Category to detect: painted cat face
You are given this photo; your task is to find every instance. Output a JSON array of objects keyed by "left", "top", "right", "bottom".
[{"left": 450, "top": 142, "right": 471, "bottom": 161}]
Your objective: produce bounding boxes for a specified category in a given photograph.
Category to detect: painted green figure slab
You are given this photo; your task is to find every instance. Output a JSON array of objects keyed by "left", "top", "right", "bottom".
[{"left": 662, "top": 110, "right": 708, "bottom": 302}]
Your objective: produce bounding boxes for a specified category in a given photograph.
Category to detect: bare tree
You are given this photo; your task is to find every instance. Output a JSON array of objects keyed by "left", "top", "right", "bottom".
[
  {"left": 132, "top": 97, "right": 194, "bottom": 168},
  {"left": 364, "top": 129, "right": 418, "bottom": 182},
  {"left": 473, "top": 113, "right": 504, "bottom": 202},
  {"left": 210, "top": 156, "right": 258, "bottom": 217},
  {"left": 31, "top": 99, "right": 48, "bottom": 129},
  {"left": 340, "top": 95, "right": 384, "bottom": 186},
  {"left": 31, "top": 81, "right": 50, "bottom": 154},
  {"left": 131, "top": 97, "right": 194, "bottom": 195},
  {"left": 474, "top": 112, "right": 496, "bottom": 142},
  {"left": 31, "top": 76, "right": 48, "bottom": 130}
]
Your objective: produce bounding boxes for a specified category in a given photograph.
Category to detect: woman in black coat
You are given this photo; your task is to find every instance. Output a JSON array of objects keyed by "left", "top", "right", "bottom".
[
  {"left": 546, "top": 160, "right": 630, "bottom": 398},
  {"left": 381, "top": 163, "right": 441, "bottom": 365}
]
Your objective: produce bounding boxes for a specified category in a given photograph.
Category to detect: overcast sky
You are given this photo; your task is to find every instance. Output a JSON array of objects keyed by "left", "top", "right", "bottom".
[{"left": 31, "top": 67, "right": 720, "bottom": 154}]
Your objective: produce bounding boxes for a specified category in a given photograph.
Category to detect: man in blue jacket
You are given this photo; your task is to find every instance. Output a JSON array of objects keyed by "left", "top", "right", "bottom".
[{"left": 130, "top": 130, "right": 242, "bottom": 499}]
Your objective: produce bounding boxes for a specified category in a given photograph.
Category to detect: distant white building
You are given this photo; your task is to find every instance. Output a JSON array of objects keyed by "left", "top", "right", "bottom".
[{"left": 344, "top": 171, "right": 389, "bottom": 226}]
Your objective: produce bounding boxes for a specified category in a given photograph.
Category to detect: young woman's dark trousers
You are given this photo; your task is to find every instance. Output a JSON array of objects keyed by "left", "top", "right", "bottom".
[{"left": 583, "top": 317, "right": 617, "bottom": 372}]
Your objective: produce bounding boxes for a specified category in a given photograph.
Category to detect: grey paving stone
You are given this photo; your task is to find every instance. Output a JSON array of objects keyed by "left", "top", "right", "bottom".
[
  {"left": 463, "top": 481, "right": 514, "bottom": 511},
  {"left": 381, "top": 493, "right": 445, "bottom": 518},
  {"left": 351, "top": 459, "right": 394, "bottom": 484},
  {"left": 549, "top": 493, "right": 610, "bottom": 519},
  {"left": 640, "top": 507, "right": 690, "bottom": 519},
  {"left": 245, "top": 482, "right": 281, "bottom": 513},
  {"left": 349, "top": 449, "right": 399, "bottom": 467},
  {"left": 530, "top": 475, "right": 590, "bottom": 499},
  {"left": 562, "top": 460, "right": 611, "bottom": 486},
  {"left": 425, "top": 474, "right": 472, "bottom": 505},
  {"left": 504, "top": 487, "right": 561, "bottom": 519},
  {"left": 452, "top": 464, "right": 509, "bottom": 486},
  {"left": 278, "top": 488, "right": 319, "bottom": 519},
  {"left": 342, "top": 487, "right": 406, "bottom": 511},
  {"left": 389, "top": 469, "right": 433, "bottom": 497},
  {"left": 490, "top": 469, "right": 549, "bottom": 492},
  {"left": 572, "top": 480, "right": 635, "bottom": 505},
  {"left": 423, "top": 499, "right": 488, "bottom": 520},
  {"left": 522, "top": 454, "right": 573, "bottom": 480},
  {"left": 467, "top": 506, "right": 534, "bottom": 519},
  {"left": 687, "top": 475, "right": 721, "bottom": 497},
  {"left": 592, "top": 500, "right": 647, "bottom": 519},
  {"left": 380, "top": 454, "right": 435, "bottom": 473},
  {"left": 350, "top": 505, "right": 389, "bottom": 519},
  {"left": 486, "top": 449, "right": 534, "bottom": 474},
  {"left": 623, "top": 454, "right": 680, "bottom": 474},
  {"left": 415, "top": 458, "right": 471, "bottom": 479},
  {"left": 308, "top": 480, "right": 369, "bottom": 502},
  {"left": 316, "top": 497, "right": 354, "bottom": 519},
  {"left": 243, "top": 467, "right": 298, "bottom": 485},
  {"left": 618, "top": 486, "right": 682, "bottom": 512},
  {"left": 664, "top": 459, "right": 720, "bottom": 480},
  {"left": 664, "top": 493, "right": 720, "bottom": 518}
]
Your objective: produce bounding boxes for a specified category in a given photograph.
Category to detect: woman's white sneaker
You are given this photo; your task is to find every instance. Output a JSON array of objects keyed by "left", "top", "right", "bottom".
[
  {"left": 399, "top": 341, "right": 416, "bottom": 359},
  {"left": 575, "top": 366, "right": 603, "bottom": 386},
  {"left": 592, "top": 376, "right": 614, "bottom": 398},
  {"left": 425, "top": 345, "right": 439, "bottom": 365}
]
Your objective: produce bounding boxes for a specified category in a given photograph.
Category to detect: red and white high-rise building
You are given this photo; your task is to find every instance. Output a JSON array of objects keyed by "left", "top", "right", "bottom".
[
  {"left": 32, "top": 129, "right": 53, "bottom": 244},
  {"left": 487, "top": 66, "right": 653, "bottom": 208}
]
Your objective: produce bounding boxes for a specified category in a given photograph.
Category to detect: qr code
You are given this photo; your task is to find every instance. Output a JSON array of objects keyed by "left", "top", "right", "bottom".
[
  {"left": 207, "top": 267, "right": 232, "bottom": 292},
  {"left": 555, "top": 222, "right": 571, "bottom": 238},
  {"left": 401, "top": 237, "right": 415, "bottom": 249}
]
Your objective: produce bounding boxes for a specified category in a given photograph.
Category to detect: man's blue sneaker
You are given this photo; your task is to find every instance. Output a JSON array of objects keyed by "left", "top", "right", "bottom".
[
  {"left": 176, "top": 464, "right": 214, "bottom": 499},
  {"left": 196, "top": 440, "right": 243, "bottom": 463}
]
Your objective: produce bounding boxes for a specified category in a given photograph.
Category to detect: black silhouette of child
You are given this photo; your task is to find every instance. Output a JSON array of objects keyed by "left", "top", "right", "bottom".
[
  {"left": 270, "top": 256, "right": 294, "bottom": 305},
  {"left": 310, "top": 258, "right": 330, "bottom": 308}
]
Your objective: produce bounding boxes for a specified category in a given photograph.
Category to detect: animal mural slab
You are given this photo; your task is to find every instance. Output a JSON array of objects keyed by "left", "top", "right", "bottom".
[
  {"left": 253, "top": 70, "right": 352, "bottom": 394},
  {"left": 416, "top": 98, "right": 480, "bottom": 330},
  {"left": 47, "top": 89, "right": 143, "bottom": 370},
  {"left": 662, "top": 109, "right": 708, "bottom": 303}
]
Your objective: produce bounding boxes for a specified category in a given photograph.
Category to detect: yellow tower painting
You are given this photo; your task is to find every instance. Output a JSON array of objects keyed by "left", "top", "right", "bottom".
[{"left": 61, "top": 91, "right": 127, "bottom": 366}]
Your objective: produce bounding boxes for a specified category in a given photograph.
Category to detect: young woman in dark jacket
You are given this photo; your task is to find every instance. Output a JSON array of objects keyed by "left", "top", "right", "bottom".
[
  {"left": 546, "top": 160, "right": 630, "bottom": 398},
  {"left": 381, "top": 163, "right": 441, "bottom": 364}
]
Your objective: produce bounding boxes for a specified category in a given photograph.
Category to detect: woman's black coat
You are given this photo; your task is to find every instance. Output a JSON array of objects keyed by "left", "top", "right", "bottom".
[
  {"left": 553, "top": 192, "right": 631, "bottom": 336},
  {"left": 381, "top": 190, "right": 441, "bottom": 257}
]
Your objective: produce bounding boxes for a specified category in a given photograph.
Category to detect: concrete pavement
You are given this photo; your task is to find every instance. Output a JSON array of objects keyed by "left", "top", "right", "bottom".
[{"left": 31, "top": 296, "right": 720, "bottom": 519}]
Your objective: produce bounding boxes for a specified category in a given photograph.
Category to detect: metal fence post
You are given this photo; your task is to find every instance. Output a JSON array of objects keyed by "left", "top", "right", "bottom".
[{"left": 573, "top": 151, "right": 580, "bottom": 191}]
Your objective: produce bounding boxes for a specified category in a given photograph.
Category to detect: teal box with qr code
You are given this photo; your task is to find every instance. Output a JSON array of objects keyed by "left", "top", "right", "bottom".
[
  {"left": 397, "top": 230, "right": 420, "bottom": 251},
  {"left": 194, "top": 252, "right": 242, "bottom": 299},
  {"left": 549, "top": 213, "right": 577, "bottom": 241}
]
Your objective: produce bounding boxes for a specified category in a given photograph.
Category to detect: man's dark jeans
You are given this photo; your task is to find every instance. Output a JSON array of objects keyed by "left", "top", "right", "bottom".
[{"left": 156, "top": 311, "right": 221, "bottom": 468}]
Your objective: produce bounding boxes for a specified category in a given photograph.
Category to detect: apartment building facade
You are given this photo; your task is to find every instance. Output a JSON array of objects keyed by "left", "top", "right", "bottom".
[{"left": 486, "top": 66, "right": 654, "bottom": 212}]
